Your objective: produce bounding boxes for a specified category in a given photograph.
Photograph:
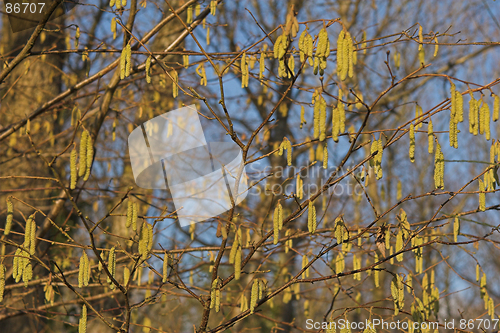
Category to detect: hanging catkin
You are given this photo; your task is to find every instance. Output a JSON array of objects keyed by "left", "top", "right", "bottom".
[
  {"left": 0, "top": 264, "right": 5, "bottom": 302},
  {"left": 70, "top": 146, "right": 78, "bottom": 189},
  {"left": 132, "top": 202, "right": 137, "bottom": 231},
  {"left": 108, "top": 247, "right": 116, "bottom": 288},
  {"left": 5, "top": 197, "right": 13, "bottom": 235},
  {"left": 453, "top": 217, "right": 460, "bottom": 242},
  {"left": 234, "top": 244, "right": 241, "bottom": 280},
  {"left": 469, "top": 93, "right": 478, "bottom": 135},
  {"left": 307, "top": 201, "right": 316, "bottom": 233},
  {"left": 79, "top": 304, "right": 87, "bottom": 333},
  {"left": 250, "top": 279, "right": 259, "bottom": 313},
  {"left": 434, "top": 141, "right": 444, "bottom": 189},
  {"left": 427, "top": 119, "right": 434, "bottom": 154},
  {"left": 313, "top": 28, "right": 330, "bottom": 75},
  {"left": 493, "top": 94, "right": 499, "bottom": 122},
  {"left": 336, "top": 29, "right": 353, "bottom": 80},
  {"left": 409, "top": 124, "right": 415, "bottom": 163},
  {"left": 84, "top": 134, "right": 93, "bottom": 181},
  {"left": 332, "top": 106, "right": 339, "bottom": 142},
  {"left": 145, "top": 56, "right": 151, "bottom": 83},
  {"left": 301, "top": 255, "right": 309, "bottom": 278},
  {"left": 479, "top": 179, "right": 486, "bottom": 211},
  {"left": 171, "top": 69, "right": 179, "bottom": 98},
  {"left": 79, "top": 130, "right": 88, "bottom": 177},
  {"left": 162, "top": 252, "right": 169, "bottom": 282},
  {"left": 338, "top": 89, "right": 346, "bottom": 133},
  {"left": 126, "top": 199, "right": 132, "bottom": 228}
]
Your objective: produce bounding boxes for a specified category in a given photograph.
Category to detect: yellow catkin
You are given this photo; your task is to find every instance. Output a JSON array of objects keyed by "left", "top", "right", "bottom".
[
  {"left": 469, "top": 94, "right": 478, "bottom": 135},
  {"left": 307, "top": 201, "right": 316, "bottom": 233},
  {"left": 126, "top": 200, "right": 132, "bottom": 228},
  {"left": 70, "top": 147, "right": 77, "bottom": 189},
  {"left": 323, "top": 144, "right": 328, "bottom": 169},
  {"left": 234, "top": 245, "right": 241, "bottom": 280},
  {"left": 415, "top": 104, "right": 423, "bottom": 129},
  {"left": 145, "top": 56, "right": 151, "bottom": 83},
  {"left": 483, "top": 102, "right": 490, "bottom": 140},
  {"left": 479, "top": 179, "right": 486, "bottom": 211},
  {"left": 162, "top": 252, "right": 169, "bottom": 282},
  {"left": 427, "top": 119, "right": 434, "bottom": 154},
  {"left": 409, "top": 124, "right": 415, "bottom": 163},
  {"left": 125, "top": 44, "right": 131, "bottom": 77},
  {"left": 319, "top": 97, "right": 326, "bottom": 141},
  {"left": 132, "top": 202, "right": 137, "bottom": 231},
  {"left": 453, "top": 217, "right": 459, "bottom": 242},
  {"left": 0, "top": 264, "right": 5, "bottom": 302},
  {"left": 23, "top": 262, "right": 32, "bottom": 287},
  {"left": 250, "top": 279, "right": 259, "bottom": 313},
  {"left": 5, "top": 197, "right": 13, "bottom": 235},
  {"left": 259, "top": 52, "right": 266, "bottom": 81},
  {"left": 302, "top": 255, "right": 310, "bottom": 279},
  {"left": 120, "top": 47, "right": 126, "bottom": 79},
  {"left": 479, "top": 100, "right": 486, "bottom": 135},
  {"left": 433, "top": 36, "right": 439, "bottom": 57},
  {"left": 78, "top": 130, "right": 89, "bottom": 177},
  {"left": 183, "top": 54, "right": 189, "bottom": 68},
  {"left": 493, "top": 94, "right": 499, "bottom": 122},
  {"left": 338, "top": 89, "right": 346, "bottom": 133},
  {"left": 79, "top": 304, "right": 87, "bottom": 333},
  {"left": 84, "top": 134, "right": 93, "bottom": 181},
  {"left": 29, "top": 217, "right": 36, "bottom": 255},
  {"left": 273, "top": 204, "right": 280, "bottom": 245},
  {"left": 186, "top": 5, "right": 193, "bottom": 24},
  {"left": 434, "top": 142, "right": 444, "bottom": 189},
  {"left": 206, "top": 26, "right": 210, "bottom": 45},
  {"left": 123, "top": 266, "right": 130, "bottom": 286},
  {"left": 108, "top": 247, "right": 116, "bottom": 287},
  {"left": 172, "top": 70, "right": 179, "bottom": 98},
  {"left": 456, "top": 91, "right": 464, "bottom": 122},
  {"left": 332, "top": 106, "right": 339, "bottom": 142},
  {"left": 111, "top": 18, "right": 116, "bottom": 39},
  {"left": 337, "top": 30, "right": 345, "bottom": 79}
]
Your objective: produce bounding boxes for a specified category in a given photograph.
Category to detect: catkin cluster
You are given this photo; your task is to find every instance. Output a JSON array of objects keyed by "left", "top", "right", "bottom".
[
  {"left": 196, "top": 63, "right": 207, "bottom": 86},
  {"left": 278, "top": 137, "right": 292, "bottom": 166},
  {"left": 210, "top": 278, "right": 221, "bottom": 312},
  {"left": 210, "top": 0, "right": 217, "bottom": 16},
  {"left": 139, "top": 222, "right": 154, "bottom": 260},
  {"left": 307, "top": 201, "right": 316, "bottom": 234},
  {"left": 229, "top": 228, "right": 242, "bottom": 280},
  {"left": 433, "top": 141, "right": 444, "bottom": 189},
  {"left": 79, "top": 304, "right": 87, "bottom": 333},
  {"left": 334, "top": 216, "right": 348, "bottom": 244},
  {"left": 313, "top": 28, "right": 330, "bottom": 75},
  {"left": 274, "top": 33, "right": 289, "bottom": 77},
  {"left": 78, "top": 251, "right": 90, "bottom": 288},
  {"left": 284, "top": 229, "right": 293, "bottom": 253},
  {"left": 273, "top": 202, "right": 283, "bottom": 244},
  {"left": 250, "top": 279, "right": 265, "bottom": 313},
  {"left": 391, "top": 275, "right": 405, "bottom": 315},
  {"left": 369, "top": 138, "right": 383, "bottom": 180},
  {"left": 449, "top": 83, "right": 463, "bottom": 148},
  {"left": 298, "top": 30, "right": 313, "bottom": 65},
  {"left": 332, "top": 89, "right": 346, "bottom": 142},
  {"left": 395, "top": 228, "right": 404, "bottom": 262},
  {"left": 240, "top": 53, "right": 249, "bottom": 88},
  {"left": 336, "top": 29, "right": 354, "bottom": 80},
  {"left": 312, "top": 91, "right": 327, "bottom": 141},
  {"left": 335, "top": 252, "right": 345, "bottom": 273},
  {"left": 469, "top": 93, "right": 480, "bottom": 135},
  {"left": 120, "top": 43, "right": 132, "bottom": 80}
]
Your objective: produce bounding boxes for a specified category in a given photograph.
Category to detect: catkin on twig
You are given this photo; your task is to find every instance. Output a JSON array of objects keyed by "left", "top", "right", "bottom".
[
  {"left": 70, "top": 146, "right": 78, "bottom": 189},
  {"left": 5, "top": 197, "right": 13, "bottom": 235}
]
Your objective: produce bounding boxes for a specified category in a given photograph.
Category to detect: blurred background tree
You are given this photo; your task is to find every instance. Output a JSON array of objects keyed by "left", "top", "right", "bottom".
[{"left": 1, "top": 0, "right": 499, "bottom": 332}]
